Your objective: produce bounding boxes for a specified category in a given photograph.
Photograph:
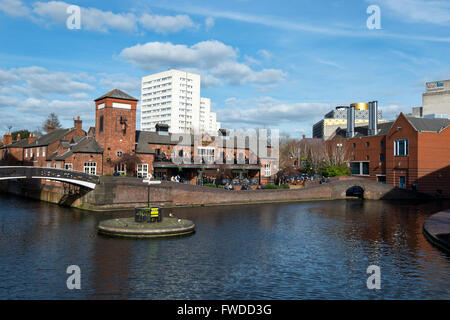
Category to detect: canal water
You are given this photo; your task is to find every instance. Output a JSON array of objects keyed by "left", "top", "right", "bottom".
[{"left": 0, "top": 193, "right": 449, "bottom": 299}]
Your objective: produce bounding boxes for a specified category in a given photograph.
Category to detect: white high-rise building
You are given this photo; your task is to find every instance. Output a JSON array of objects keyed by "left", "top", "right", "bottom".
[
  {"left": 140, "top": 69, "right": 220, "bottom": 134},
  {"left": 200, "top": 98, "right": 221, "bottom": 133}
]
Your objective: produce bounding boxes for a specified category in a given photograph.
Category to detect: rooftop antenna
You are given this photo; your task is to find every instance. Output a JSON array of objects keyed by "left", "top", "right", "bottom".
[{"left": 7, "top": 125, "right": 12, "bottom": 133}]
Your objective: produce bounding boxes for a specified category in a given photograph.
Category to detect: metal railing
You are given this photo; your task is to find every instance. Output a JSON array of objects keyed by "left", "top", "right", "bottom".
[{"left": 0, "top": 166, "right": 100, "bottom": 185}]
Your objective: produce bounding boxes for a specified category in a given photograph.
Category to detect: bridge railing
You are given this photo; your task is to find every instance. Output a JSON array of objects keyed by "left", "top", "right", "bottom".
[{"left": 0, "top": 166, "right": 100, "bottom": 185}]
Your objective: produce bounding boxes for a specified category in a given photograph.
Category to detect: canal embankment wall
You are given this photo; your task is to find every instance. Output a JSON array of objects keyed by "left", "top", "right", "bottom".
[
  {"left": 423, "top": 209, "right": 450, "bottom": 253},
  {"left": 0, "top": 176, "right": 431, "bottom": 211}
]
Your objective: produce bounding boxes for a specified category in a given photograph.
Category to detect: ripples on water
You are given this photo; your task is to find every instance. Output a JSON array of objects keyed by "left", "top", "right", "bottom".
[{"left": 0, "top": 194, "right": 449, "bottom": 299}]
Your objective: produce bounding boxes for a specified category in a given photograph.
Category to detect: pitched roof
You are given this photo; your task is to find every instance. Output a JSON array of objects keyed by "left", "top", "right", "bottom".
[
  {"left": 94, "top": 89, "right": 138, "bottom": 102},
  {"left": 405, "top": 116, "right": 450, "bottom": 132},
  {"left": 54, "top": 137, "right": 103, "bottom": 160},
  {"left": 31, "top": 128, "right": 74, "bottom": 147},
  {"left": 331, "top": 121, "right": 394, "bottom": 139}
]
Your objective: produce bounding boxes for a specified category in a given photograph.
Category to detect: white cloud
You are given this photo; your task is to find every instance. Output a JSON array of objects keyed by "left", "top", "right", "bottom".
[
  {"left": 372, "top": 0, "right": 450, "bottom": 25},
  {"left": 0, "top": 0, "right": 30, "bottom": 17},
  {"left": 120, "top": 40, "right": 287, "bottom": 87},
  {"left": 218, "top": 97, "right": 330, "bottom": 132},
  {"left": 32, "top": 1, "right": 137, "bottom": 32},
  {"left": 258, "top": 49, "right": 272, "bottom": 60},
  {"left": 139, "top": 13, "right": 195, "bottom": 34},
  {"left": 10, "top": 66, "right": 95, "bottom": 97},
  {"left": 0, "top": 0, "right": 196, "bottom": 33},
  {"left": 205, "top": 17, "right": 215, "bottom": 30}
]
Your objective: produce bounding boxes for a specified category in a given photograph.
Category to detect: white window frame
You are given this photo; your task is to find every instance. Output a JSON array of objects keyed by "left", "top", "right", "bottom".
[
  {"left": 137, "top": 163, "right": 149, "bottom": 178},
  {"left": 115, "top": 163, "right": 126, "bottom": 175},
  {"left": 42, "top": 147, "right": 46, "bottom": 157},
  {"left": 264, "top": 164, "right": 271, "bottom": 177},
  {"left": 84, "top": 162, "right": 97, "bottom": 175},
  {"left": 394, "top": 139, "right": 409, "bottom": 156},
  {"left": 36, "top": 147, "right": 40, "bottom": 157},
  {"left": 65, "top": 163, "right": 73, "bottom": 170},
  {"left": 197, "top": 147, "right": 215, "bottom": 164},
  {"left": 30, "top": 148, "right": 33, "bottom": 158},
  {"left": 25, "top": 149, "right": 28, "bottom": 158}
]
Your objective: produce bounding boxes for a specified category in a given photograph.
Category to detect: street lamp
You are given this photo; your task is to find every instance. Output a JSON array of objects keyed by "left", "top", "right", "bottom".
[{"left": 142, "top": 178, "right": 161, "bottom": 208}]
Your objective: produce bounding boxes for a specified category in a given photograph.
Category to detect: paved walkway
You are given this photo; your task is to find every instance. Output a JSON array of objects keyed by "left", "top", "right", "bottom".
[{"left": 423, "top": 209, "right": 450, "bottom": 253}]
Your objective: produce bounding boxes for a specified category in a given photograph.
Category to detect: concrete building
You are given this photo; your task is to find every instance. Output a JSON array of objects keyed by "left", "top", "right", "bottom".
[
  {"left": 422, "top": 80, "right": 450, "bottom": 119},
  {"left": 200, "top": 97, "right": 221, "bottom": 133},
  {"left": 141, "top": 69, "right": 220, "bottom": 134},
  {"left": 313, "top": 103, "right": 386, "bottom": 140}
]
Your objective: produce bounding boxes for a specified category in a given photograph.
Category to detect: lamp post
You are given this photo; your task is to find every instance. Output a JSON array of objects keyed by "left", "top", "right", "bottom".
[{"left": 142, "top": 178, "right": 161, "bottom": 208}]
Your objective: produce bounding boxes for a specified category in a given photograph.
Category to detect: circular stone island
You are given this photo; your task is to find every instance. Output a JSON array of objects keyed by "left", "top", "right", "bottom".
[{"left": 98, "top": 217, "right": 195, "bottom": 238}]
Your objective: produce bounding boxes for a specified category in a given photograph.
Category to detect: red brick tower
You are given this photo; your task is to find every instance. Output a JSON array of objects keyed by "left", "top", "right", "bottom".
[{"left": 94, "top": 89, "right": 138, "bottom": 175}]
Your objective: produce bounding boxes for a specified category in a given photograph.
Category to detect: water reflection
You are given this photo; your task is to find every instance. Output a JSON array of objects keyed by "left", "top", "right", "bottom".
[{"left": 0, "top": 194, "right": 449, "bottom": 299}]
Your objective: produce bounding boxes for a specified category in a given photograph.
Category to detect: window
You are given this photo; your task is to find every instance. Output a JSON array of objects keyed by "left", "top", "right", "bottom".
[
  {"left": 351, "top": 162, "right": 370, "bottom": 175},
  {"left": 36, "top": 147, "right": 40, "bottom": 157},
  {"left": 25, "top": 149, "right": 28, "bottom": 158},
  {"left": 117, "top": 150, "right": 123, "bottom": 157},
  {"left": 137, "top": 164, "right": 148, "bottom": 178},
  {"left": 350, "top": 162, "right": 360, "bottom": 175},
  {"left": 198, "top": 147, "right": 215, "bottom": 164},
  {"left": 64, "top": 163, "right": 73, "bottom": 170},
  {"left": 399, "top": 176, "right": 406, "bottom": 189},
  {"left": 30, "top": 148, "right": 33, "bottom": 158},
  {"left": 380, "top": 153, "right": 385, "bottom": 162},
  {"left": 115, "top": 163, "right": 126, "bottom": 175},
  {"left": 366, "top": 142, "right": 370, "bottom": 148},
  {"left": 264, "top": 164, "right": 271, "bottom": 177},
  {"left": 42, "top": 147, "right": 46, "bottom": 157},
  {"left": 380, "top": 140, "right": 384, "bottom": 147},
  {"left": 99, "top": 115, "right": 104, "bottom": 132},
  {"left": 84, "top": 162, "right": 97, "bottom": 175},
  {"left": 353, "top": 143, "right": 356, "bottom": 149},
  {"left": 394, "top": 139, "right": 409, "bottom": 156},
  {"left": 362, "top": 162, "right": 369, "bottom": 175}
]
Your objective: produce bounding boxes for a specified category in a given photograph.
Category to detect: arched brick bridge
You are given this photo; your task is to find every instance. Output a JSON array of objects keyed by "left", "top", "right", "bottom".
[{"left": 0, "top": 166, "right": 99, "bottom": 189}]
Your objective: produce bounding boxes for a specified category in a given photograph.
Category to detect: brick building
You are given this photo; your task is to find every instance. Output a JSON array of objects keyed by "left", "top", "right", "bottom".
[
  {"left": 329, "top": 112, "right": 450, "bottom": 197},
  {"left": 1, "top": 89, "right": 277, "bottom": 186}
]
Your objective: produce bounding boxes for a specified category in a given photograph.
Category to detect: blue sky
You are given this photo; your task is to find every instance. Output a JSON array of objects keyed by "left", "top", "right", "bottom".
[{"left": 0, "top": 0, "right": 449, "bottom": 137}]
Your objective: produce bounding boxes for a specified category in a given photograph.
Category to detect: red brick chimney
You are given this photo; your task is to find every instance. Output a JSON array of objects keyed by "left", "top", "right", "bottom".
[
  {"left": 27, "top": 133, "right": 36, "bottom": 144},
  {"left": 74, "top": 116, "right": 82, "bottom": 132},
  {"left": 2, "top": 133, "right": 12, "bottom": 146},
  {"left": 302, "top": 135, "right": 306, "bottom": 140},
  {"left": 47, "top": 122, "right": 55, "bottom": 133}
]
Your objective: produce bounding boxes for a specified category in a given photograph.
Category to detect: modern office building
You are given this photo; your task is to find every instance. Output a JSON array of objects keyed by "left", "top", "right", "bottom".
[
  {"left": 312, "top": 103, "right": 386, "bottom": 140},
  {"left": 422, "top": 80, "right": 450, "bottom": 119},
  {"left": 140, "top": 69, "right": 220, "bottom": 134}
]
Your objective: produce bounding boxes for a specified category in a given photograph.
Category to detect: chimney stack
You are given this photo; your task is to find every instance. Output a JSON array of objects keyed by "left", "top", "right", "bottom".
[
  {"left": 2, "top": 133, "right": 12, "bottom": 146},
  {"left": 74, "top": 116, "right": 82, "bottom": 132},
  {"left": 347, "top": 105, "right": 355, "bottom": 138},
  {"left": 27, "top": 133, "right": 36, "bottom": 145},
  {"left": 368, "top": 101, "right": 378, "bottom": 136},
  {"left": 47, "top": 122, "right": 55, "bottom": 133},
  {"left": 155, "top": 123, "right": 169, "bottom": 135},
  {"left": 16, "top": 133, "right": 21, "bottom": 141}
]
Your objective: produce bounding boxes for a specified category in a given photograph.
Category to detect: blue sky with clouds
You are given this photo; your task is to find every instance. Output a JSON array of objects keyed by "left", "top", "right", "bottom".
[{"left": 0, "top": 0, "right": 449, "bottom": 136}]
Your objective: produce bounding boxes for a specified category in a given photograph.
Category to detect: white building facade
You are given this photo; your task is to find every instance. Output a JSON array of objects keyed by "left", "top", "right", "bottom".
[{"left": 141, "top": 69, "right": 220, "bottom": 134}]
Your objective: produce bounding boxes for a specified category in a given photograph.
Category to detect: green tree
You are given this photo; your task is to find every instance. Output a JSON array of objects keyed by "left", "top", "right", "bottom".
[
  {"left": 11, "top": 130, "right": 31, "bottom": 140},
  {"left": 321, "top": 164, "right": 350, "bottom": 178},
  {"left": 42, "top": 113, "right": 62, "bottom": 133}
]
